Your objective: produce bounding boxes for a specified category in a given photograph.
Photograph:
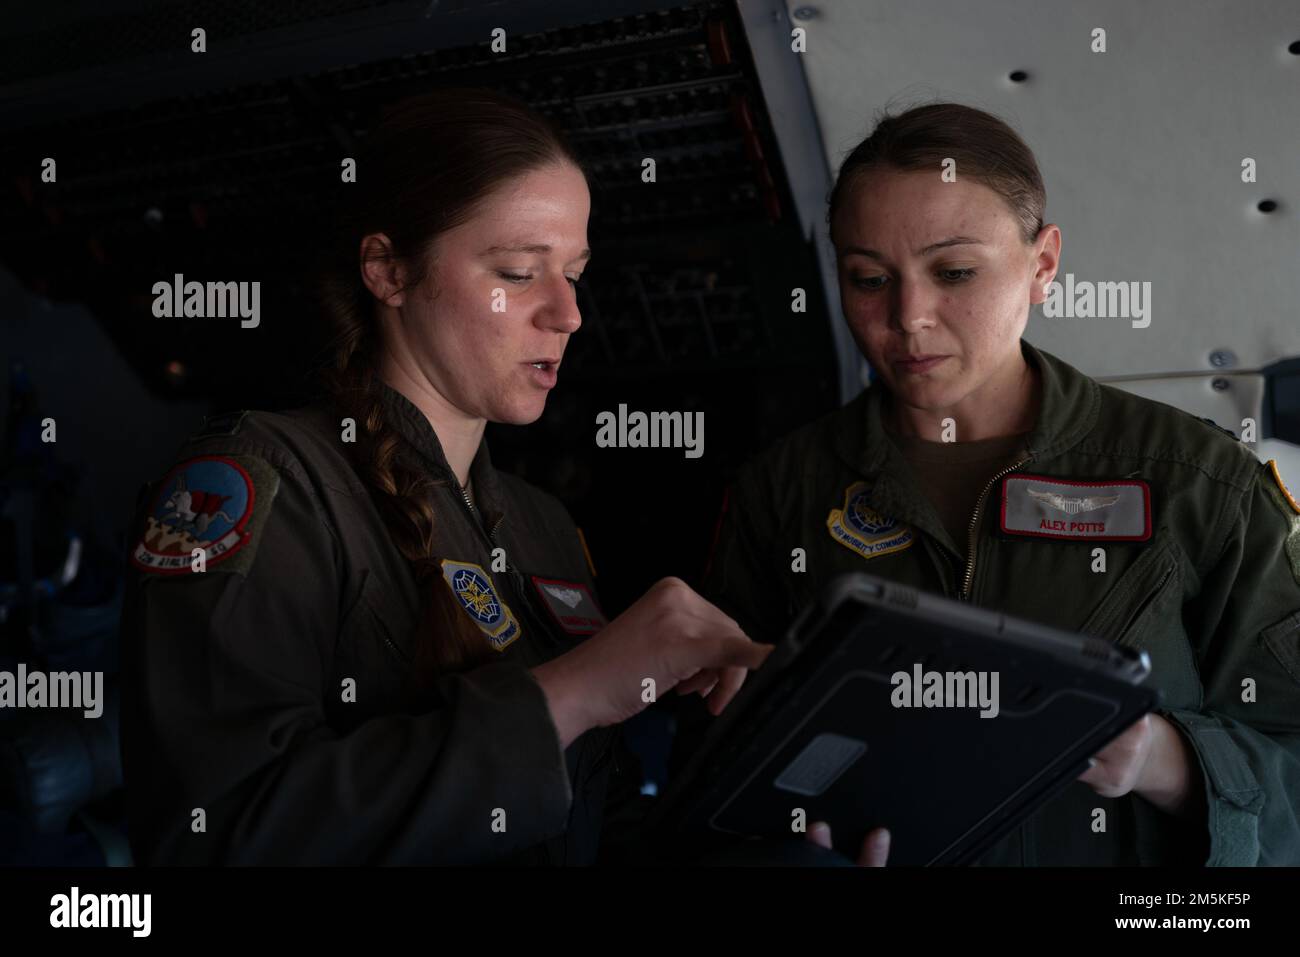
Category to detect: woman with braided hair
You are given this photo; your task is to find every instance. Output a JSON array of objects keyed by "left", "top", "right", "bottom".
[{"left": 119, "top": 88, "right": 773, "bottom": 865}]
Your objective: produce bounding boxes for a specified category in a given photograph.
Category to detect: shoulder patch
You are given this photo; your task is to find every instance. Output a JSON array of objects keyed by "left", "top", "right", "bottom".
[
  {"left": 576, "top": 526, "right": 597, "bottom": 579},
  {"left": 189, "top": 409, "right": 250, "bottom": 441},
  {"left": 1262, "top": 461, "right": 1300, "bottom": 586},
  {"left": 131, "top": 454, "right": 280, "bottom": 576},
  {"left": 1266, "top": 459, "right": 1300, "bottom": 515},
  {"left": 440, "top": 560, "right": 521, "bottom": 651}
]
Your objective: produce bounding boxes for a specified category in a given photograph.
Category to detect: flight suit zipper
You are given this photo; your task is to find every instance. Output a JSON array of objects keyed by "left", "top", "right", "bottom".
[
  {"left": 956, "top": 449, "right": 1033, "bottom": 866},
  {"left": 963, "top": 451, "right": 1035, "bottom": 868},
  {"left": 458, "top": 482, "right": 566, "bottom": 866},
  {"left": 456, "top": 485, "right": 556, "bottom": 646},
  {"left": 960, "top": 454, "right": 1034, "bottom": 601},
  {"left": 458, "top": 484, "right": 509, "bottom": 548}
]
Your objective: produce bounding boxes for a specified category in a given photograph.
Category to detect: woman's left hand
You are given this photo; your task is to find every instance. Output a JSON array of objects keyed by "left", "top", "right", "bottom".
[
  {"left": 1077, "top": 713, "right": 1200, "bottom": 819},
  {"left": 1077, "top": 713, "right": 1155, "bottom": 798}
]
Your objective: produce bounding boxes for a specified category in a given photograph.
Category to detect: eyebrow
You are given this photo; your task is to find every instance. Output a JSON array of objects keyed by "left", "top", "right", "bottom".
[
  {"left": 840, "top": 236, "right": 986, "bottom": 259},
  {"left": 480, "top": 242, "right": 591, "bottom": 262}
]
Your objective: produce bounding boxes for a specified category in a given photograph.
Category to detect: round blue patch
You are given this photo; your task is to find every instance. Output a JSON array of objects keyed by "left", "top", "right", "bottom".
[{"left": 131, "top": 456, "right": 256, "bottom": 574}]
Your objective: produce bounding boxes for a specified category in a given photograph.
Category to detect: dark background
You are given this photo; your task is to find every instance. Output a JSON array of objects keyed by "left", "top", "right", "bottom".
[
  {"left": 0, "top": 0, "right": 840, "bottom": 863},
  {"left": 1, "top": 0, "right": 840, "bottom": 607}
]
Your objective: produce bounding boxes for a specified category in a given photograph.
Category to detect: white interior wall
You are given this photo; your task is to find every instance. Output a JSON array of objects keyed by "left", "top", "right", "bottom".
[{"left": 744, "top": 0, "right": 1300, "bottom": 479}]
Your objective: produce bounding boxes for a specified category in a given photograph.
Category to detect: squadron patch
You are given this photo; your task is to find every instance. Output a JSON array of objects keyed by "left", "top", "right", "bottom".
[
  {"left": 1267, "top": 459, "right": 1300, "bottom": 515},
  {"left": 1262, "top": 460, "right": 1300, "bottom": 585},
  {"left": 531, "top": 576, "right": 607, "bottom": 636},
  {"left": 1000, "top": 474, "right": 1151, "bottom": 541},
  {"left": 826, "top": 481, "right": 914, "bottom": 561},
  {"left": 440, "top": 560, "right": 521, "bottom": 651},
  {"left": 131, "top": 455, "right": 279, "bottom": 575}
]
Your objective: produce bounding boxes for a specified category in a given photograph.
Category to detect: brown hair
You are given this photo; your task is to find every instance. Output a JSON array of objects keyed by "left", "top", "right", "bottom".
[
  {"left": 315, "top": 87, "right": 584, "bottom": 675},
  {"left": 828, "top": 102, "right": 1046, "bottom": 245}
]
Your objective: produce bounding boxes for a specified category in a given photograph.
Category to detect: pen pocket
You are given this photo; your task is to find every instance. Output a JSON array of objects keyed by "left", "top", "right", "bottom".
[
  {"left": 1079, "top": 539, "right": 1179, "bottom": 647},
  {"left": 1079, "top": 538, "right": 1202, "bottom": 708},
  {"left": 1112, "top": 564, "right": 1177, "bottom": 650},
  {"left": 342, "top": 569, "right": 419, "bottom": 679}
]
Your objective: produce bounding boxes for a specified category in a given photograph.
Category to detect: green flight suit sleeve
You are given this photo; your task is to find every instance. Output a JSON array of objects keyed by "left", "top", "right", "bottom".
[
  {"left": 667, "top": 471, "right": 791, "bottom": 783},
  {"left": 121, "top": 441, "right": 573, "bottom": 864},
  {"left": 1158, "top": 460, "right": 1300, "bottom": 865},
  {"left": 595, "top": 728, "right": 658, "bottom": 865},
  {"left": 545, "top": 513, "right": 657, "bottom": 865},
  {"left": 702, "top": 469, "right": 791, "bottom": 646}
]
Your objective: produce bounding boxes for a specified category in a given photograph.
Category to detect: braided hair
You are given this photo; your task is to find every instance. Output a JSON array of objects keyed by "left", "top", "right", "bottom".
[{"left": 313, "top": 88, "right": 585, "bottom": 676}]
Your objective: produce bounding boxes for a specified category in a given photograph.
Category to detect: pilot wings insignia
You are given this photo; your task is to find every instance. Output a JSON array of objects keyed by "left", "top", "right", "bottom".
[
  {"left": 543, "top": 584, "right": 584, "bottom": 609},
  {"left": 1001, "top": 474, "right": 1152, "bottom": 542},
  {"left": 1028, "top": 488, "right": 1121, "bottom": 514},
  {"left": 531, "top": 576, "right": 607, "bottom": 636}
]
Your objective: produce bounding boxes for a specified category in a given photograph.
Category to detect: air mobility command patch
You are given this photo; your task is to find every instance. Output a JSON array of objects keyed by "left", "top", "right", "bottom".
[
  {"left": 826, "top": 481, "right": 914, "bottom": 561},
  {"left": 999, "top": 474, "right": 1152, "bottom": 542},
  {"left": 131, "top": 455, "right": 280, "bottom": 575},
  {"left": 440, "top": 560, "right": 522, "bottom": 651}
]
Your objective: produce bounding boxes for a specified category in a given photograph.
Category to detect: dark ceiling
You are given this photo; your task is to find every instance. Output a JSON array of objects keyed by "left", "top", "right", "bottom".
[
  {"left": 2, "top": 0, "right": 832, "bottom": 389},
  {"left": 0, "top": 0, "right": 839, "bottom": 603}
]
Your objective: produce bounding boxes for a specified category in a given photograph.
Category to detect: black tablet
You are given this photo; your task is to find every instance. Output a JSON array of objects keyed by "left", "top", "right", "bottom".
[{"left": 652, "top": 573, "right": 1160, "bottom": 865}]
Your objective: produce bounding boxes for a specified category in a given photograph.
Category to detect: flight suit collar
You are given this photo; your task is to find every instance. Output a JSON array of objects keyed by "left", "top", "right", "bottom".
[
  {"left": 1016, "top": 339, "right": 1101, "bottom": 460},
  {"left": 375, "top": 380, "right": 508, "bottom": 530},
  {"left": 835, "top": 338, "right": 1099, "bottom": 472},
  {"left": 830, "top": 339, "right": 1102, "bottom": 543}
]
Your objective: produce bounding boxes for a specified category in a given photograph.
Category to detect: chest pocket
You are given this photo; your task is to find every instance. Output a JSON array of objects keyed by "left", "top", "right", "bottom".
[
  {"left": 1078, "top": 536, "right": 1201, "bottom": 709},
  {"left": 331, "top": 569, "right": 421, "bottom": 725}
]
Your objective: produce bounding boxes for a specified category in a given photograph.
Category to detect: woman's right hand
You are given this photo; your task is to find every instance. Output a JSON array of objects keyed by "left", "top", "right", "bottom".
[
  {"left": 531, "top": 576, "right": 771, "bottom": 748},
  {"left": 808, "top": 822, "right": 891, "bottom": 866}
]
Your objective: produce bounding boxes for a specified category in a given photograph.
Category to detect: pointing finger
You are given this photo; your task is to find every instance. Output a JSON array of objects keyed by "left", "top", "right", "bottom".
[{"left": 858, "top": 828, "right": 890, "bottom": 867}]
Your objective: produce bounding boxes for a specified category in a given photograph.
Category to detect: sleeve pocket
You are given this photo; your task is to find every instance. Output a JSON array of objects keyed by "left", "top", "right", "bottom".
[
  {"left": 1260, "top": 610, "right": 1300, "bottom": 686},
  {"left": 1079, "top": 538, "right": 1179, "bottom": 646},
  {"left": 1162, "top": 710, "right": 1264, "bottom": 865}
]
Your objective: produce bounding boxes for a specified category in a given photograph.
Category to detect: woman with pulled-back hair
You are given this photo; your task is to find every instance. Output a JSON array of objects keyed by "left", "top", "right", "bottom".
[
  {"left": 704, "top": 102, "right": 1300, "bottom": 865},
  {"left": 120, "top": 88, "right": 770, "bottom": 865}
]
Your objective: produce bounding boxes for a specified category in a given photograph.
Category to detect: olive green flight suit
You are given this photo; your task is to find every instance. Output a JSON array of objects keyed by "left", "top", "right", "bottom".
[
  {"left": 120, "top": 381, "right": 646, "bottom": 865},
  {"left": 705, "top": 340, "right": 1300, "bottom": 865}
]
